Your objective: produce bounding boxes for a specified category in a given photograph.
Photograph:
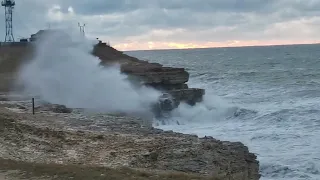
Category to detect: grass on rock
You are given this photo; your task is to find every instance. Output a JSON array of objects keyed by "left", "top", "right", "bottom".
[{"left": 0, "top": 158, "right": 222, "bottom": 180}]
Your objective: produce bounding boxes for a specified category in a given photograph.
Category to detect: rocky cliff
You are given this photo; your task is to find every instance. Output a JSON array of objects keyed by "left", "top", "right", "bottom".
[
  {"left": 0, "top": 34, "right": 204, "bottom": 108},
  {"left": 93, "top": 41, "right": 205, "bottom": 107}
]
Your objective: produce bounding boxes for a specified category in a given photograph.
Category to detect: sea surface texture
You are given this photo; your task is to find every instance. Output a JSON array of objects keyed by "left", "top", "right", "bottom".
[{"left": 127, "top": 44, "right": 320, "bottom": 180}]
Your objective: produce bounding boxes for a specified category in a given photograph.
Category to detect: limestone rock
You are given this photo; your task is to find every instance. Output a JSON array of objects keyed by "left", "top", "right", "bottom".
[
  {"left": 148, "top": 83, "right": 189, "bottom": 91},
  {"left": 120, "top": 63, "right": 189, "bottom": 84},
  {"left": 0, "top": 107, "right": 260, "bottom": 180},
  {"left": 92, "top": 41, "right": 205, "bottom": 111}
]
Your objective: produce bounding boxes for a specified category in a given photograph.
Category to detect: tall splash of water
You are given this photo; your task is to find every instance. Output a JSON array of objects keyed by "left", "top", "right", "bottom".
[
  {"left": 15, "top": 28, "right": 243, "bottom": 124},
  {"left": 16, "top": 29, "right": 161, "bottom": 114}
]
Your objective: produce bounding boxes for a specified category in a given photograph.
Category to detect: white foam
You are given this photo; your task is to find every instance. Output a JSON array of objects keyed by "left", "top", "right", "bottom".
[{"left": 15, "top": 28, "right": 161, "bottom": 114}]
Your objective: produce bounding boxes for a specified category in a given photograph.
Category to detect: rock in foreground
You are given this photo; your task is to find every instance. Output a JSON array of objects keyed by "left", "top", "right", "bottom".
[{"left": 0, "top": 106, "right": 260, "bottom": 180}]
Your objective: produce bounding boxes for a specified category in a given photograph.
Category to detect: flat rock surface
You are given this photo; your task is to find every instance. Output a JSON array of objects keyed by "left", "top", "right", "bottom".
[{"left": 0, "top": 100, "right": 260, "bottom": 180}]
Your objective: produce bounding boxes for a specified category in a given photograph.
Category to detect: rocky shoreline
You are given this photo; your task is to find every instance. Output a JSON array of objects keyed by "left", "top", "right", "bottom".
[{"left": 0, "top": 98, "right": 260, "bottom": 180}]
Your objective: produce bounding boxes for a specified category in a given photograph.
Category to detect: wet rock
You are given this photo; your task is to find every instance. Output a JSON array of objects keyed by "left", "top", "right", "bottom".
[{"left": 168, "top": 88, "right": 205, "bottom": 106}]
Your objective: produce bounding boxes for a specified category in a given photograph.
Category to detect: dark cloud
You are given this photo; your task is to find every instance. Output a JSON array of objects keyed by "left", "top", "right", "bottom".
[
  {"left": 56, "top": 0, "right": 144, "bottom": 15},
  {"left": 58, "top": 0, "right": 279, "bottom": 15}
]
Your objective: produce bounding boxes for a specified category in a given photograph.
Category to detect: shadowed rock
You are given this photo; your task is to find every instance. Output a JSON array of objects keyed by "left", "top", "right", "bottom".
[{"left": 92, "top": 41, "right": 205, "bottom": 108}]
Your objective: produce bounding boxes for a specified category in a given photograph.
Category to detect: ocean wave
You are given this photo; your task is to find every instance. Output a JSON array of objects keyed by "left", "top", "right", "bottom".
[
  {"left": 260, "top": 163, "right": 309, "bottom": 179},
  {"left": 233, "top": 107, "right": 258, "bottom": 118},
  {"left": 260, "top": 161, "right": 320, "bottom": 180},
  {"left": 154, "top": 98, "right": 257, "bottom": 125},
  {"left": 301, "top": 161, "right": 320, "bottom": 175},
  {"left": 250, "top": 133, "right": 302, "bottom": 141},
  {"left": 129, "top": 45, "right": 320, "bottom": 180}
]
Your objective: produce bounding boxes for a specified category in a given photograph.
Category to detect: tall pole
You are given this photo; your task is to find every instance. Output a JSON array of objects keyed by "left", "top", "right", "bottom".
[
  {"left": 1, "top": 0, "right": 15, "bottom": 42},
  {"left": 32, "top": 98, "right": 35, "bottom": 115}
]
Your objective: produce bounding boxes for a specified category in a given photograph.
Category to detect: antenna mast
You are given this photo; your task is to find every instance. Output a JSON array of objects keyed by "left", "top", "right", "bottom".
[
  {"left": 78, "top": 22, "right": 86, "bottom": 37},
  {"left": 1, "top": 0, "right": 15, "bottom": 42}
]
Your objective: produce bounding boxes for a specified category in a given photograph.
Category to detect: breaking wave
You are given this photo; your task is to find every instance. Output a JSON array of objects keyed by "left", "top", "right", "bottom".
[
  {"left": 154, "top": 92, "right": 257, "bottom": 126},
  {"left": 14, "top": 28, "right": 161, "bottom": 114},
  {"left": 126, "top": 45, "right": 320, "bottom": 180}
]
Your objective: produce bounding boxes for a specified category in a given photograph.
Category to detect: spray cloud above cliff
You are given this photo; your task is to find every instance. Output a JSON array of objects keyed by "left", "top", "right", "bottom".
[{"left": 16, "top": 28, "right": 161, "bottom": 114}]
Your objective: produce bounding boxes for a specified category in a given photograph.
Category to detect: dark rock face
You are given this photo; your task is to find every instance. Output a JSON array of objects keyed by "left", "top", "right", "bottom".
[
  {"left": 92, "top": 42, "right": 205, "bottom": 110},
  {"left": 169, "top": 88, "right": 205, "bottom": 105},
  {"left": 121, "top": 63, "right": 190, "bottom": 85},
  {"left": 151, "top": 93, "right": 177, "bottom": 118}
]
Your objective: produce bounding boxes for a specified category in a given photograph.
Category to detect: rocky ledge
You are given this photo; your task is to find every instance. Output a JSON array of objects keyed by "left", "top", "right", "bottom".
[
  {"left": 93, "top": 41, "right": 205, "bottom": 107},
  {"left": 0, "top": 102, "right": 260, "bottom": 180}
]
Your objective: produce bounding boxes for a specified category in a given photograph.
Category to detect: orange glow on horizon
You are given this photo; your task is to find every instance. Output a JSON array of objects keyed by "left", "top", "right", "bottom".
[{"left": 112, "top": 40, "right": 320, "bottom": 51}]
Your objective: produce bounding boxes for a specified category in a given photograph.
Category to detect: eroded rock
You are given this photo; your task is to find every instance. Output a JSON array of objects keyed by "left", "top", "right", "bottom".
[
  {"left": 92, "top": 41, "right": 206, "bottom": 111},
  {"left": 0, "top": 107, "right": 260, "bottom": 180}
]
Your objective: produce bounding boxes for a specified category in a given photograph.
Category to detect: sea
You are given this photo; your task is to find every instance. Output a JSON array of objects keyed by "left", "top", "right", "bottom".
[{"left": 126, "top": 44, "right": 320, "bottom": 180}]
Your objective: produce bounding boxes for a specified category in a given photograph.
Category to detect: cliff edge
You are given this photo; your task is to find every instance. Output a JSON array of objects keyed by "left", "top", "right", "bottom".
[{"left": 93, "top": 42, "right": 205, "bottom": 108}]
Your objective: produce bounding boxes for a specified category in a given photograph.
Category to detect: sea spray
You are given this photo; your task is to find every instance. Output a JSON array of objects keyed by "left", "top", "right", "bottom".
[
  {"left": 15, "top": 28, "right": 161, "bottom": 114},
  {"left": 154, "top": 91, "right": 242, "bottom": 126},
  {"left": 15, "top": 28, "right": 242, "bottom": 124}
]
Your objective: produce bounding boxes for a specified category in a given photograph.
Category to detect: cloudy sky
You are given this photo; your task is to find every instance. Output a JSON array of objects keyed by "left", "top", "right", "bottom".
[{"left": 1, "top": 0, "right": 320, "bottom": 50}]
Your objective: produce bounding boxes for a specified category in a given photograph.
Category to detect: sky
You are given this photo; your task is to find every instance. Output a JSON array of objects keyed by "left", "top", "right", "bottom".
[{"left": 1, "top": 0, "right": 320, "bottom": 51}]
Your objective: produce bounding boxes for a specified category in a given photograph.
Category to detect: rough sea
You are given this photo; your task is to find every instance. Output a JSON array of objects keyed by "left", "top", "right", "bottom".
[{"left": 126, "top": 44, "right": 320, "bottom": 180}]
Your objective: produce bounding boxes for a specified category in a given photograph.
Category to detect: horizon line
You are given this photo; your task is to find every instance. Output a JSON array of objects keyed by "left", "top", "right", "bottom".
[{"left": 122, "top": 42, "right": 320, "bottom": 52}]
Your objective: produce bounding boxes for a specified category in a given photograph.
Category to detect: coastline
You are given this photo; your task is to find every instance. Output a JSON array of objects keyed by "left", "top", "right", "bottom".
[
  {"left": 0, "top": 32, "right": 260, "bottom": 179},
  {"left": 0, "top": 99, "right": 260, "bottom": 180}
]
